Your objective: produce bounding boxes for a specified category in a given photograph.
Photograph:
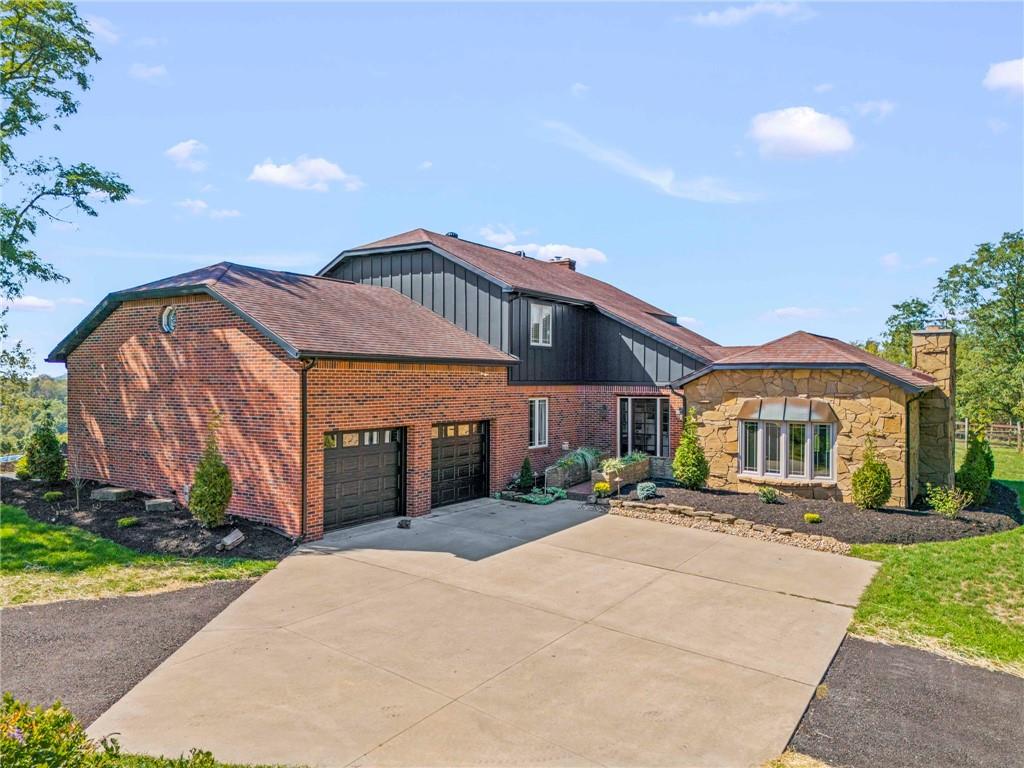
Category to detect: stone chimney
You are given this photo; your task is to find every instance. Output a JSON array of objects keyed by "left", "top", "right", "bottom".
[
  {"left": 911, "top": 325, "right": 956, "bottom": 489},
  {"left": 550, "top": 257, "right": 576, "bottom": 271}
]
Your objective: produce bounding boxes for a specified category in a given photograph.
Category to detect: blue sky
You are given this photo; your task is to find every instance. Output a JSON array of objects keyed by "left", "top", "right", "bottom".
[{"left": 8, "top": 1, "right": 1023, "bottom": 375}]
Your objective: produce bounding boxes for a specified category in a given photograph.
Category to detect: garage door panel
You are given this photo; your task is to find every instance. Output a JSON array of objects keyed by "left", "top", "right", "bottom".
[
  {"left": 323, "top": 428, "right": 404, "bottom": 530},
  {"left": 432, "top": 421, "right": 488, "bottom": 509}
]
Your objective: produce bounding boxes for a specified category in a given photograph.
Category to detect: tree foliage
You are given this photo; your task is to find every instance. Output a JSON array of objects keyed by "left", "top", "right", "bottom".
[
  {"left": 189, "top": 415, "right": 233, "bottom": 528},
  {"left": 0, "top": 373, "right": 66, "bottom": 454},
  {"left": 24, "top": 417, "right": 64, "bottom": 481},
  {"left": 672, "top": 407, "right": 709, "bottom": 490}
]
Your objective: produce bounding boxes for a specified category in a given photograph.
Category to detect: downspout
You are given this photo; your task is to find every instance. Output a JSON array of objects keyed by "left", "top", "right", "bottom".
[
  {"left": 905, "top": 391, "right": 924, "bottom": 507},
  {"left": 299, "top": 357, "right": 316, "bottom": 541}
]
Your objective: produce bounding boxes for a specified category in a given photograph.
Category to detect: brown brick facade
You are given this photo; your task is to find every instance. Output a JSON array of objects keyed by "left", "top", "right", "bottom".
[{"left": 66, "top": 296, "right": 679, "bottom": 540}]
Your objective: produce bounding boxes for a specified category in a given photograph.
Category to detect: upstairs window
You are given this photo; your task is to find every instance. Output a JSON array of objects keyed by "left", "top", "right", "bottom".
[{"left": 529, "top": 302, "right": 552, "bottom": 346}]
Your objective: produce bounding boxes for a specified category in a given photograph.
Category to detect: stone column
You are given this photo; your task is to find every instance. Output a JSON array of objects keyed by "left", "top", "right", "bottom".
[{"left": 911, "top": 327, "right": 956, "bottom": 489}]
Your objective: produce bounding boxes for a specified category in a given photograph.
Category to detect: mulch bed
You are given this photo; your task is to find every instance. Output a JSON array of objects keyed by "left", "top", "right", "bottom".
[
  {"left": 617, "top": 480, "right": 1021, "bottom": 545},
  {"left": 1, "top": 477, "right": 294, "bottom": 560}
]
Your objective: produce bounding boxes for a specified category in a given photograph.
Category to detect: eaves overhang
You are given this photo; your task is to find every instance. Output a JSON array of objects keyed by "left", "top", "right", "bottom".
[{"left": 671, "top": 362, "right": 933, "bottom": 394}]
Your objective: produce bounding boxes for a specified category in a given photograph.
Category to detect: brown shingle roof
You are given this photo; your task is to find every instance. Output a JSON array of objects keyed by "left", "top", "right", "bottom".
[
  {"left": 677, "top": 331, "right": 935, "bottom": 391},
  {"left": 337, "top": 229, "right": 721, "bottom": 361},
  {"left": 49, "top": 262, "right": 518, "bottom": 366}
]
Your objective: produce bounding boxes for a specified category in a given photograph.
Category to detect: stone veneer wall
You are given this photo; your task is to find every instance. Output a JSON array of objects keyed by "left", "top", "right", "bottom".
[
  {"left": 911, "top": 329, "right": 956, "bottom": 489},
  {"left": 680, "top": 369, "right": 910, "bottom": 505}
]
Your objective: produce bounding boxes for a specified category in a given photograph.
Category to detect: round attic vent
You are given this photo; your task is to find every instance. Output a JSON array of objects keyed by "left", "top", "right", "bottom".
[{"left": 160, "top": 306, "right": 177, "bottom": 333}]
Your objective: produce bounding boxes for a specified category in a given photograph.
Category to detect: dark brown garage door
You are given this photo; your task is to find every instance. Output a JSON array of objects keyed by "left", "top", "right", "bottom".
[
  {"left": 431, "top": 421, "right": 488, "bottom": 508},
  {"left": 323, "top": 428, "right": 403, "bottom": 529}
]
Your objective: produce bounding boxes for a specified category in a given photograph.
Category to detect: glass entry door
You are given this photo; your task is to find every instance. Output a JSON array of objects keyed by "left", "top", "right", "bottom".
[{"left": 618, "top": 397, "right": 670, "bottom": 457}]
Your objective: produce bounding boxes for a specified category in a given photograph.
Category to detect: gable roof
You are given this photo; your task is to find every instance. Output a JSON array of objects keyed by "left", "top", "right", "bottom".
[
  {"left": 47, "top": 262, "right": 518, "bottom": 366},
  {"left": 674, "top": 331, "right": 935, "bottom": 392},
  {"left": 321, "top": 228, "right": 721, "bottom": 362}
]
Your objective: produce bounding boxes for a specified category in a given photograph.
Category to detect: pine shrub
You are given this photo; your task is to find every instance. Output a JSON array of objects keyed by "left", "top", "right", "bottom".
[
  {"left": 189, "top": 416, "right": 232, "bottom": 528},
  {"left": 672, "top": 407, "right": 709, "bottom": 490},
  {"left": 851, "top": 437, "right": 892, "bottom": 509},
  {"left": 517, "top": 456, "right": 534, "bottom": 491},
  {"left": 24, "top": 421, "right": 64, "bottom": 482},
  {"left": 955, "top": 435, "right": 992, "bottom": 506}
]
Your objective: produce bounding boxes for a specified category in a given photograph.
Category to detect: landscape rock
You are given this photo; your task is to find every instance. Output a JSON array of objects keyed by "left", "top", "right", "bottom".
[
  {"left": 91, "top": 487, "right": 133, "bottom": 502},
  {"left": 144, "top": 498, "right": 175, "bottom": 513}
]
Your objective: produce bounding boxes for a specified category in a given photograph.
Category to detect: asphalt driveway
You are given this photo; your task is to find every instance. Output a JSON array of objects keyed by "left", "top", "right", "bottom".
[{"left": 87, "top": 499, "right": 877, "bottom": 767}]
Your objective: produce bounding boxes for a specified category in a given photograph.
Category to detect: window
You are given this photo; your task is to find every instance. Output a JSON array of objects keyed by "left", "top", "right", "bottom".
[
  {"left": 617, "top": 398, "right": 671, "bottom": 457},
  {"left": 740, "top": 420, "right": 835, "bottom": 481},
  {"left": 160, "top": 306, "right": 177, "bottom": 333},
  {"left": 529, "top": 398, "right": 548, "bottom": 448},
  {"left": 323, "top": 433, "right": 338, "bottom": 449},
  {"left": 529, "top": 303, "right": 552, "bottom": 346}
]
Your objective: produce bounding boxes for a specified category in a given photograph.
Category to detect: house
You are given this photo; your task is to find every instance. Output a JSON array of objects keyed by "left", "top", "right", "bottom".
[{"left": 49, "top": 229, "right": 955, "bottom": 539}]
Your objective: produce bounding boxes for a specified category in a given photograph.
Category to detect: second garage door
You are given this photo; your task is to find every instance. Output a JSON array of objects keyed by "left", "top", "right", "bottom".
[
  {"left": 323, "top": 428, "right": 403, "bottom": 529},
  {"left": 431, "top": 421, "right": 489, "bottom": 507}
]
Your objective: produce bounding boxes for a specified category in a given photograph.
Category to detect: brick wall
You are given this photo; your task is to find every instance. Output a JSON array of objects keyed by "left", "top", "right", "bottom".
[{"left": 66, "top": 296, "right": 304, "bottom": 534}]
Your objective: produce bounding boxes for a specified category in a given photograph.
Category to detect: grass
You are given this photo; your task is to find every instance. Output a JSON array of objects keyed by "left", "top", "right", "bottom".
[
  {"left": 850, "top": 525, "right": 1024, "bottom": 675},
  {"left": 955, "top": 443, "right": 1023, "bottom": 510},
  {"left": 0, "top": 504, "right": 275, "bottom": 607}
]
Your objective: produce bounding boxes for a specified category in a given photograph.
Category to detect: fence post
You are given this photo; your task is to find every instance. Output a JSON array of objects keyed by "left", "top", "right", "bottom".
[{"left": 1017, "top": 422, "right": 1022, "bottom": 453}]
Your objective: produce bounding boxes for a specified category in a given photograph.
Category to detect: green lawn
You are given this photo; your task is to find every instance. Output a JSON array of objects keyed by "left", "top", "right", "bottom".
[
  {"left": 850, "top": 525, "right": 1024, "bottom": 675},
  {"left": 0, "top": 504, "right": 275, "bottom": 607},
  {"left": 990, "top": 446, "right": 1024, "bottom": 510}
]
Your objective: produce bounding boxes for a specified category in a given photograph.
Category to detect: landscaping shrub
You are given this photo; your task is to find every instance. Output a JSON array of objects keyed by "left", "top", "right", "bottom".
[
  {"left": 592, "top": 481, "right": 611, "bottom": 498},
  {"left": 554, "top": 446, "right": 601, "bottom": 471},
  {"left": 757, "top": 486, "right": 780, "bottom": 504},
  {"left": 600, "top": 456, "right": 625, "bottom": 475},
  {"left": 24, "top": 421, "right": 64, "bottom": 482},
  {"left": 672, "top": 407, "right": 709, "bottom": 490},
  {"left": 803, "top": 512, "right": 822, "bottom": 524},
  {"left": 117, "top": 516, "right": 140, "bottom": 528},
  {"left": 544, "top": 486, "right": 568, "bottom": 501},
  {"left": 42, "top": 491, "right": 63, "bottom": 503},
  {"left": 851, "top": 437, "right": 892, "bottom": 509},
  {"left": 956, "top": 435, "right": 992, "bottom": 506},
  {"left": 14, "top": 456, "right": 30, "bottom": 480},
  {"left": 517, "top": 456, "right": 534, "bottom": 491},
  {"left": 926, "top": 484, "right": 972, "bottom": 519},
  {"left": 0, "top": 693, "right": 119, "bottom": 767},
  {"left": 189, "top": 415, "right": 232, "bottom": 528},
  {"left": 636, "top": 481, "right": 657, "bottom": 500}
]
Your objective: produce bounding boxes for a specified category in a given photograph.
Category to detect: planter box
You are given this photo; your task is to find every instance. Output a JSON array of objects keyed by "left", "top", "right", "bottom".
[
  {"left": 544, "top": 451, "right": 602, "bottom": 489},
  {"left": 591, "top": 457, "right": 651, "bottom": 488}
]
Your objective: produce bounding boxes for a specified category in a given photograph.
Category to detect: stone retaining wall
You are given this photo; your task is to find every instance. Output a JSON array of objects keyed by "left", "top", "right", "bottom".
[{"left": 607, "top": 498, "right": 850, "bottom": 555}]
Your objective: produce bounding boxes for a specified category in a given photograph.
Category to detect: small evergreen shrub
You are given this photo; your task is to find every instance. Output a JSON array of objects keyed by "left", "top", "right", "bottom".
[
  {"left": 42, "top": 491, "right": 64, "bottom": 503},
  {"left": 757, "top": 486, "right": 780, "bottom": 504},
  {"left": 803, "top": 512, "right": 822, "bottom": 524},
  {"left": 0, "top": 693, "right": 120, "bottom": 768},
  {"left": 925, "top": 484, "right": 972, "bottom": 519},
  {"left": 636, "top": 481, "right": 657, "bottom": 500},
  {"left": 116, "top": 516, "right": 139, "bottom": 528},
  {"left": 14, "top": 456, "right": 30, "bottom": 480},
  {"left": 851, "top": 438, "right": 892, "bottom": 509},
  {"left": 24, "top": 421, "right": 64, "bottom": 482},
  {"left": 517, "top": 456, "right": 534, "bottom": 491},
  {"left": 955, "top": 435, "right": 992, "bottom": 506},
  {"left": 593, "top": 481, "right": 611, "bottom": 497},
  {"left": 189, "top": 415, "right": 233, "bottom": 528},
  {"left": 672, "top": 407, "right": 709, "bottom": 490}
]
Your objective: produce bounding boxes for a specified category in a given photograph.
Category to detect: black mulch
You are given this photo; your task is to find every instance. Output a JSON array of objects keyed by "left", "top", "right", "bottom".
[
  {"left": 790, "top": 636, "right": 1024, "bottom": 768},
  {"left": 618, "top": 480, "right": 1021, "bottom": 545},
  {"left": 0, "top": 580, "right": 252, "bottom": 725},
  {"left": 1, "top": 478, "right": 294, "bottom": 560}
]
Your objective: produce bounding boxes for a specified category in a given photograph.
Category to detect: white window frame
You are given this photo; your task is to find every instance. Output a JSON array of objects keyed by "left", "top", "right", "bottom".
[
  {"left": 529, "top": 302, "right": 553, "bottom": 347},
  {"left": 529, "top": 398, "right": 548, "bottom": 448},
  {"left": 617, "top": 397, "right": 670, "bottom": 458},
  {"left": 738, "top": 420, "right": 836, "bottom": 481}
]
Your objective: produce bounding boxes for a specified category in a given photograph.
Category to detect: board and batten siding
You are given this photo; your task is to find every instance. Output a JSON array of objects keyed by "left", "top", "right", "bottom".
[
  {"left": 327, "top": 249, "right": 702, "bottom": 385},
  {"left": 329, "top": 250, "right": 510, "bottom": 352}
]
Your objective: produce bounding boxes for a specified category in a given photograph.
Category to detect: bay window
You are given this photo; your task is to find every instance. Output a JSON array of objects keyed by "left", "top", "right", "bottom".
[{"left": 737, "top": 397, "right": 837, "bottom": 481}]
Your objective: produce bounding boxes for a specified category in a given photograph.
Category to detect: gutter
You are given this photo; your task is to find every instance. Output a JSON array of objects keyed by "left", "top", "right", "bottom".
[
  {"left": 905, "top": 391, "right": 925, "bottom": 507},
  {"left": 299, "top": 357, "right": 316, "bottom": 540}
]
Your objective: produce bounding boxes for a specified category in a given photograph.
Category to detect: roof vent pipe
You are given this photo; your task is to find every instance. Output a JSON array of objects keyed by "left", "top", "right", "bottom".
[
  {"left": 446, "top": 231, "right": 459, "bottom": 238},
  {"left": 515, "top": 250, "right": 526, "bottom": 257}
]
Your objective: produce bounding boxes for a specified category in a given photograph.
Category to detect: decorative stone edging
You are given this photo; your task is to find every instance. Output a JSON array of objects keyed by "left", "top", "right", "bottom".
[{"left": 607, "top": 499, "right": 851, "bottom": 555}]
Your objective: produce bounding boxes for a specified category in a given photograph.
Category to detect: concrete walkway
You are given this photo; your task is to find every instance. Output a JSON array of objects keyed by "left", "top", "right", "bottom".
[{"left": 88, "top": 499, "right": 878, "bottom": 767}]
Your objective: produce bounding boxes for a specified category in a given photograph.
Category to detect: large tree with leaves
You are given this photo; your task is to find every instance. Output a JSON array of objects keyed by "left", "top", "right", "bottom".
[{"left": 1, "top": 0, "right": 131, "bottom": 384}]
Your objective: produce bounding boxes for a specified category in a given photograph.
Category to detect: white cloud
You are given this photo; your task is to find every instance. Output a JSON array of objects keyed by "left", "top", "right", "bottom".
[
  {"left": 689, "top": 2, "right": 812, "bottom": 27},
  {"left": 129, "top": 63, "right": 167, "bottom": 81},
  {"left": 480, "top": 226, "right": 518, "bottom": 247},
  {"left": 677, "top": 315, "right": 701, "bottom": 327},
  {"left": 813, "top": 83, "right": 834, "bottom": 93},
  {"left": 544, "top": 121, "right": 743, "bottom": 203},
  {"left": 209, "top": 208, "right": 241, "bottom": 219},
  {"left": 85, "top": 15, "right": 119, "bottom": 44},
  {"left": 1, "top": 295, "right": 55, "bottom": 311},
  {"left": 175, "top": 198, "right": 208, "bottom": 216},
  {"left": 988, "top": 118, "right": 1008, "bottom": 135},
  {"left": 749, "top": 106, "right": 854, "bottom": 157},
  {"left": 571, "top": 82, "right": 590, "bottom": 98},
  {"left": 764, "top": 306, "right": 824, "bottom": 320},
  {"left": 510, "top": 242, "right": 609, "bottom": 268},
  {"left": 248, "top": 156, "right": 363, "bottom": 192},
  {"left": 165, "top": 139, "right": 207, "bottom": 172},
  {"left": 881, "top": 252, "right": 902, "bottom": 270},
  {"left": 855, "top": 99, "right": 896, "bottom": 121},
  {"left": 983, "top": 58, "right": 1024, "bottom": 94},
  {"left": 418, "top": 160, "right": 433, "bottom": 171}
]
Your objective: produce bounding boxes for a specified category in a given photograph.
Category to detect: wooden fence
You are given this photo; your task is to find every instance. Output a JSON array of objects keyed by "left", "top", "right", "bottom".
[{"left": 955, "top": 419, "right": 1023, "bottom": 451}]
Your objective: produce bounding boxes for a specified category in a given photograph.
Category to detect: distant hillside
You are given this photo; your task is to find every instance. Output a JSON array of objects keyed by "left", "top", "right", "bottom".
[{"left": 1, "top": 374, "right": 68, "bottom": 454}]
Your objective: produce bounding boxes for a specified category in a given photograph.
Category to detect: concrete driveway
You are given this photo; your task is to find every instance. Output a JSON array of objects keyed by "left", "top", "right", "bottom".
[{"left": 88, "top": 499, "right": 878, "bottom": 767}]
